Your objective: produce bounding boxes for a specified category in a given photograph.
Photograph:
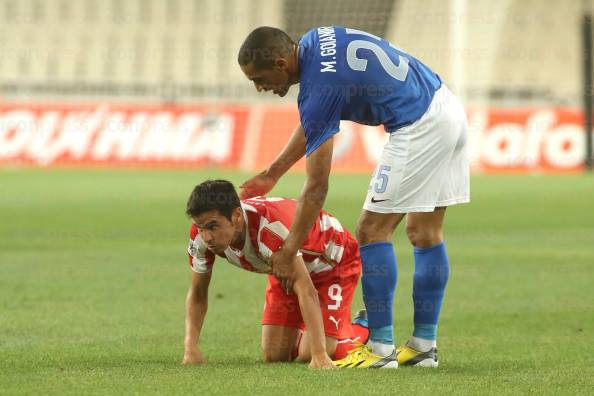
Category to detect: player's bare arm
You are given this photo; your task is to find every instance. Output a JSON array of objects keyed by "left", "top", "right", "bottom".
[
  {"left": 182, "top": 270, "right": 212, "bottom": 365},
  {"left": 270, "top": 137, "right": 334, "bottom": 293},
  {"left": 290, "top": 255, "right": 335, "bottom": 369},
  {"left": 240, "top": 123, "right": 306, "bottom": 199}
]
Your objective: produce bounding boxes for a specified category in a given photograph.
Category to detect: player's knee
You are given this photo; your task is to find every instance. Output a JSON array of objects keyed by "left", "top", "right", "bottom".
[
  {"left": 356, "top": 218, "right": 386, "bottom": 245},
  {"left": 355, "top": 218, "right": 368, "bottom": 244},
  {"left": 406, "top": 224, "right": 441, "bottom": 248},
  {"left": 355, "top": 227, "right": 367, "bottom": 245}
]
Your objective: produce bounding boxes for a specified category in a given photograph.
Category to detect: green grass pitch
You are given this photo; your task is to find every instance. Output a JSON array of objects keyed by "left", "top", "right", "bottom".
[{"left": 1, "top": 169, "right": 593, "bottom": 395}]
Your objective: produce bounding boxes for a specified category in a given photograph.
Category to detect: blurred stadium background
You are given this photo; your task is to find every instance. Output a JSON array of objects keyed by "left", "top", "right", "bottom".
[
  {"left": 0, "top": 0, "right": 593, "bottom": 171},
  {"left": 2, "top": 1, "right": 594, "bottom": 394}
]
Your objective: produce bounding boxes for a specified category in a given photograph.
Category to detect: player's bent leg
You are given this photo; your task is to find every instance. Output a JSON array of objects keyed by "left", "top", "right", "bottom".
[
  {"left": 261, "top": 274, "right": 304, "bottom": 362},
  {"left": 261, "top": 325, "right": 301, "bottom": 363},
  {"left": 399, "top": 208, "right": 448, "bottom": 367}
]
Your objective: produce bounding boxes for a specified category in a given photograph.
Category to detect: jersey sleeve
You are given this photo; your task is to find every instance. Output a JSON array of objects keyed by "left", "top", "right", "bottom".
[
  {"left": 299, "top": 87, "right": 343, "bottom": 156},
  {"left": 257, "top": 226, "right": 286, "bottom": 260},
  {"left": 187, "top": 224, "right": 215, "bottom": 273},
  {"left": 255, "top": 206, "right": 303, "bottom": 261}
]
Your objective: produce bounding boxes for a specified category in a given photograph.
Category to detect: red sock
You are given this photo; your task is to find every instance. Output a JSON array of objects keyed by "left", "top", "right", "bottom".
[
  {"left": 352, "top": 323, "right": 370, "bottom": 344},
  {"left": 334, "top": 339, "right": 354, "bottom": 360}
]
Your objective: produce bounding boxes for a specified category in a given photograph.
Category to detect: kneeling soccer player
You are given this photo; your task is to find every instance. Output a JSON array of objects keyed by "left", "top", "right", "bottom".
[{"left": 181, "top": 180, "right": 379, "bottom": 368}]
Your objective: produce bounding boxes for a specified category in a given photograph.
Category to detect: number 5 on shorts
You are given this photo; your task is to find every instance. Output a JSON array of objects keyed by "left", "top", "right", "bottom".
[
  {"left": 327, "top": 284, "right": 343, "bottom": 310},
  {"left": 373, "top": 165, "right": 391, "bottom": 193}
]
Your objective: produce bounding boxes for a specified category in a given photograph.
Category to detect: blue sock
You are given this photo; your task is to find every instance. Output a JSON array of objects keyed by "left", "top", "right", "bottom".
[
  {"left": 360, "top": 242, "right": 397, "bottom": 344},
  {"left": 412, "top": 242, "right": 450, "bottom": 340}
]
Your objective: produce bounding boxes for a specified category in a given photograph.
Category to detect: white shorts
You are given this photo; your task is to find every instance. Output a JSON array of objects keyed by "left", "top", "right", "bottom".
[{"left": 363, "top": 85, "right": 470, "bottom": 213}]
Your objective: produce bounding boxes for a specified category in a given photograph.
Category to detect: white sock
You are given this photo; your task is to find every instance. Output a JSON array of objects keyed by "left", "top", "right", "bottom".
[
  {"left": 368, "top": 340, "right": 395, "bottom": 357},
  {"left": 409, "top": 336, "right": 436, "bottom": 352}
]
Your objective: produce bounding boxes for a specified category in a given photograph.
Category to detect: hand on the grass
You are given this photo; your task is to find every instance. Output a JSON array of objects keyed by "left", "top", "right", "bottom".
[
  {"left": 182, "top": 347, "right": 206, "bottom": 365},
  {"left": 309, "top": 354, "right": 336, "bottom": 369},
  {"left": 239, "top": 171, "right": 277, "bottom": 199},
  {"left": 270, "top": 247, "right": 295, "bottom": 294}
]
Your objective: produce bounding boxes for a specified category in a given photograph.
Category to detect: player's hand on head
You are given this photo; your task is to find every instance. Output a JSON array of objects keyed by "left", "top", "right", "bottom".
[
  {"left": 239, "top": 171, "right": 277, "bottom": 199},
  {"left": 182, "top": 347, "right": 206, "bottom": 365},
  {"left": 308, "top": 354, "right": 336, "bottom": 370}
]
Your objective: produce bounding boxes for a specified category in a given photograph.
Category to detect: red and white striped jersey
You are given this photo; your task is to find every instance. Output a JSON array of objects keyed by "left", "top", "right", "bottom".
[{"left": 187, "top": 197, "right": 359, "bottom": 277}]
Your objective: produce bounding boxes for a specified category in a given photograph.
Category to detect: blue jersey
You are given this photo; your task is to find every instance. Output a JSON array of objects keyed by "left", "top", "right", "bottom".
[{"left": 298, "top": 26, "right": 442, "bottom": 155}]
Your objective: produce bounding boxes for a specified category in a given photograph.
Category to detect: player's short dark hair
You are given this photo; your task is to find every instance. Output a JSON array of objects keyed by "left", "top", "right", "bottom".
[
  {"left": 237, "top": 26, "right": 296, "bottom": 70},
  {"left": 186, "top": 180, "right": 240, "bottom": 221}
]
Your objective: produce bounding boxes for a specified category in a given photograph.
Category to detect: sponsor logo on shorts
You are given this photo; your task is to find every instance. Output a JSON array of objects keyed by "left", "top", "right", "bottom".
[
  {"left": 370, "top": 197, "right": 388, "bottom": 203},
  {"left": 328, "top": 315, "right": 342, "bottom": 330}
]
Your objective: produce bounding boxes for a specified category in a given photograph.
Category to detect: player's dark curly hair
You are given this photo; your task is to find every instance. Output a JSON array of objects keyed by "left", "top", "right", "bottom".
[
  {"left": 237, "top": 26, "right": 296, "bottom": 70},
  {"left": 186, "top": 180, "right": 240, "bottom": 221}
]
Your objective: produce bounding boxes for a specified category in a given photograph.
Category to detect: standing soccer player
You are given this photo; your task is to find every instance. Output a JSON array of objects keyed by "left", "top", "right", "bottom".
[{"left": 237, "top": 26, "right": 469, "bottom": 367}]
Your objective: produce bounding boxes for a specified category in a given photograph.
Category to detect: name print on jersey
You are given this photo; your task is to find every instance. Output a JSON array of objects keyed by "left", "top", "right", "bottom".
[{"left": 318, "top": 27, "right": 337, "bottom": 73}]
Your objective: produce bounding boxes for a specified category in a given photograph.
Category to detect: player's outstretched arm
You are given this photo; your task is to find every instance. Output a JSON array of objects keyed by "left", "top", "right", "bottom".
[
  {"left": 182, "top": 270, "right": 212, "bottom": 365},
  {"left": 270, "top": 136, "right": 334, "bottom": 293},
  {"left": 291, "top": 256, "right": 335, "bottom": 369},
  {"left": 240, "top": 123, "right": 306, "bottom": 199}
]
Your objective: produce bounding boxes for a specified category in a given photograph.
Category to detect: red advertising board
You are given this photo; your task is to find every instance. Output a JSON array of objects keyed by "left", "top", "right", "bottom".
[
  {"left": 0, "top": 103, "right": 589, "bottom": 173},
  {"left": 467, "top": 108, "right": 586, "bottom": 173},
  {"left": 0, "top": 103, "right": 249, "bottom": 168}
]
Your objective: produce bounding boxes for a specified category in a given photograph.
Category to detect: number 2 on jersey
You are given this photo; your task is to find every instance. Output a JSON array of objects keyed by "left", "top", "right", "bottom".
[{"left": 345, "top": 28, "right": 409, "bottom": 81}]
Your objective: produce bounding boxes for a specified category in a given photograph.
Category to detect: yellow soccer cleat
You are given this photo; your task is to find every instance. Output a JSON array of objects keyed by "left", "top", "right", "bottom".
[
  {"left": 395, "top": 343, "right": 439, "bottom": 367},
  {"left": 333, "top": 342, "right": 398, "bottom": 369}
]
